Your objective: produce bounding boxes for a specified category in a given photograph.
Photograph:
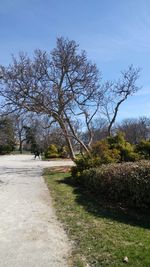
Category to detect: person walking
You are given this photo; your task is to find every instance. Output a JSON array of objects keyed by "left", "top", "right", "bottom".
[{"left": 34, "top": 150, "right": 40, "bottom": 159}]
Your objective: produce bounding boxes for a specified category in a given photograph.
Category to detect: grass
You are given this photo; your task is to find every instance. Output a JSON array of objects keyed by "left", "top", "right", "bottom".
[{"left": 44, "top": 168, "right": 150, "bottom": 267}]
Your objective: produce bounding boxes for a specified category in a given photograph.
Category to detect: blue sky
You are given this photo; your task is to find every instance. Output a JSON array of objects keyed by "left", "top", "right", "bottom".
[{"left": 0, "top": 0, "right": 150, "bottom": 120}]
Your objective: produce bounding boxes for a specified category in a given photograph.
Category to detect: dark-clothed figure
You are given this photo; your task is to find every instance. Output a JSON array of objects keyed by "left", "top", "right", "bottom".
[{"left": 34, "top": 150, "right": 40, "bottom": 159}]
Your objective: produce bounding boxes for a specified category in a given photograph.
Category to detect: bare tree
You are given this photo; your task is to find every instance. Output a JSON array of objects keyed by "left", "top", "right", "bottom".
[
  {"left": 92, "top": 117, "right": 109, "bottom": 142},
  {"left": 101, "top": 65, "right": 140, "bottom": 136},
  {"left": 0, "top": 38, "right": 140, "bottom": 158},
  {"left": 0, "top": 38, "right": 102, "bottom": 159},
  {"left": 14, "top": 113, "right": 29, "bottom": 153},
  {"left": 117, "top": 117, "right": 150, "bottom": 144}
]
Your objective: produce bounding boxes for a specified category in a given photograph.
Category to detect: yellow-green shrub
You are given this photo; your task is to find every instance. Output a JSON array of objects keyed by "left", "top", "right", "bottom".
[
  {"left": 71, "top": 133, "right": 140, "bottom": 179},
  {"left": 71, "top": 155, "right": 100, "bottom": 181},
  {"left": 58, "top": 146, "right": 69, "bottom": 158},
  {"left": 91, "top": 140, "right": 120, "bottom": 163},
  {"left": 45, "top": 144, "right": 59, "bottom": 158},
  {"left": 107, "top": 132, "right": 140, "bottom": 162},
  {"left": 136, "top": 140, "right": 150, "bottom": 159}
]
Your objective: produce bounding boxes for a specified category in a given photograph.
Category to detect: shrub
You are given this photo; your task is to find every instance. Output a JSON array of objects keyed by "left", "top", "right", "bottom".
[
  {"left": 74, "top": 161, "right": 150, "bottom": 208},
  {"left": 136, "top": 140, "right": 150, "bottom": 159},
  {"left": 45, "top": 144, "right": 59, "bottom": 158},
  {"left": 107, "top": 132, "right": 139, "bottom": 162},
  {"left": 58, "top": 146, "right": 69, "bottom": 158},
  {"left": 91, "top": 140, "right": 120, "bottom": 164},
  {"left": 71, "top": 155, "right": 100, "bottom": 181},
  {"left": 90, "top": 132, "right": 140, "bottom": 166},
  {"left": 0, "top": 144, "right": 13, "bottom": 154},
  {"left": 71, "top": 133, "right": 140, "bottom": 179}
]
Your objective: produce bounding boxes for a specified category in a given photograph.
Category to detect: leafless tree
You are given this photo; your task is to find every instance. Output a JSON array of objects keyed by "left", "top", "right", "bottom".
[
  {"left": 92, "top": 117, "right": 109, "bottom": 142},
  {"left": 37, "top": 116, "right": 67, "bottom": 150},
  {"left": 101, "top": 65, "right": 140, "bottom": 136},
  {"left": 13, "top": 112, "right": 42, "bottom": 153},
  {"left": 0, "top": 38, "right": 141, "bottom": 159},
  {"left": 13, "top": 113, "right": 29, "bottom": 153},
  {"left": 116, "top": 117, "right": 150, "bottom": 144},
  {"left": 0, "top": 38, "right": 102, "bottom": 159}
]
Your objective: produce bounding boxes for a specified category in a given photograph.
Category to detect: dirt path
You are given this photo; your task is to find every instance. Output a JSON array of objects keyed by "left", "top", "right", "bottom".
[{"left": 0, "top": 154, "right": 74, "bottom": 267}]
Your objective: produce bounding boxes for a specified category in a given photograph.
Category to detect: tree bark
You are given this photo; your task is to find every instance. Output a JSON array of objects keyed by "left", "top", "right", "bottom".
[
  {"left": 64, "top": 114, "right": 91, "bottom": 155},
  {"left": 59, "top": 121, "right": 76, "bottom": 160},
  {"left": 19, "top": 140, "right": 23, "bottom": 154},
  {"left": 108, "top": 97, "right": 127, "bottom": 136}
]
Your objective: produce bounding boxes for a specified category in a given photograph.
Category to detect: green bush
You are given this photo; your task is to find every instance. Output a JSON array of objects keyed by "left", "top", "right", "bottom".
[
  {"left": 45, "top": 144, "right": 59, "bottom": 158},
  {"left": 91, "top": 140, "right": 120, "bottom": 164},
  {"left": 107, "top": 132, "right": 139, "bottom": 162},
  {"left": 136, "top": 140, "right": 150, "bottom": 159},
  {"left": 91, "top": 132, "right": 139, "bottom": 164},
  {"left": 71, "top": 155, "right": 100, "bottom": 181},
  {"left": 0, "top": 144, "right": 13, "bottom": 155},
  {"left": 74, "top": 161, "right": 150, "bottom": 208},
  {"left": 58, "top": 146, "right": 69, "bottom": 158},
  {"left": 71, "top": 133, "right": 140, "bottom": 179}
]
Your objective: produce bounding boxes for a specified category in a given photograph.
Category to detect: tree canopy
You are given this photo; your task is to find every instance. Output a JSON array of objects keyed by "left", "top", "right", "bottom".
[{"left": 0, "top": 37, "right": 140, "bottom": 159}]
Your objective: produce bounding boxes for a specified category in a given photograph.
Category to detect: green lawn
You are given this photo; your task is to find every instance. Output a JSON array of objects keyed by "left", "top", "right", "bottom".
[{"left": 44, "top": 168, "right": 150, "bottom": 267}]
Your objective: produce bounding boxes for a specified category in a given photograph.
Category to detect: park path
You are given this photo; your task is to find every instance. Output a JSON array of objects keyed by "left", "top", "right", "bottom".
[{"left": 0, "top": 154, "right": 74, "bottom": 267}]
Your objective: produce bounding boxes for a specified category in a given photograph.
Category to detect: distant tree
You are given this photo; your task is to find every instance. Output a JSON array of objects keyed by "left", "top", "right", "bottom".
[
  {"left": 0, "top": 116, "right": 15, "bottom": 154},
  {"left": 39, "top": 115, "right": 67, "bottom": 150},
  {"left": 117, "top": 117, "right": 150, "bottom": 144},
  {"left": 137, "top": 117, "right": 150, "bottom": 140},
  {"left": 92, "top": 117, "right": 109, "bottom": 142},
  {"left": 24, "top": 118, "right": 43, "bottom": 153},
  {"left": 14, "top": 113, "right": 29, "bottom": 153}
]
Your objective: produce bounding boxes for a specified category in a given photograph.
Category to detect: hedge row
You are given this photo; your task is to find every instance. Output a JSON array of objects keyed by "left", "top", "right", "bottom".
[{"left": 72, "top": 160, "right": 150, "bottom": 209}]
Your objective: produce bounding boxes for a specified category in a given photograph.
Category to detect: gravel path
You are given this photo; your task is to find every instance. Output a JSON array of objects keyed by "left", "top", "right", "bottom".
[{"left": 0, "top": 154, "right": 74, "bottom": 267}]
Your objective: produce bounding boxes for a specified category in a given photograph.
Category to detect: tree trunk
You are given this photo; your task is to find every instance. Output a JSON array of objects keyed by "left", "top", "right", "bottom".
[
  {"left": 19, "top": 140, "right": 23, "bottom": 154},
  {"left": 65, "top": 135, "right": 76, "bottom": 160},
  {"left": 64, "top": 114, "right": 91, "bottom": 155},
  {"left": 60, "top": 122, "right": 76, "bottom": 161},
  {"left": 107, "top": 97, "right": 127, "bottom": 136}
]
